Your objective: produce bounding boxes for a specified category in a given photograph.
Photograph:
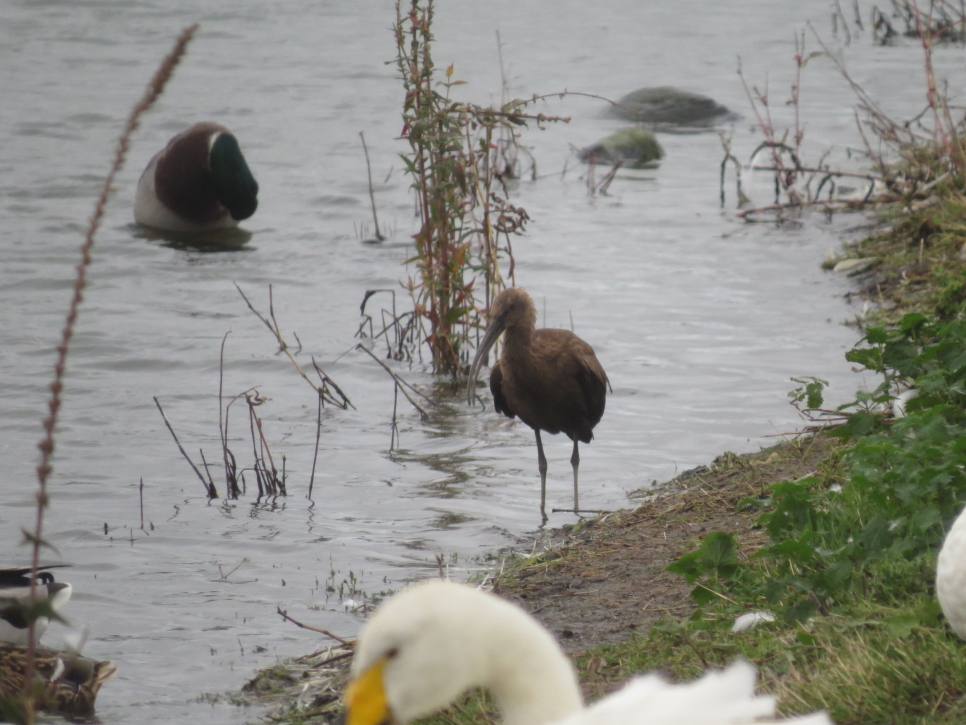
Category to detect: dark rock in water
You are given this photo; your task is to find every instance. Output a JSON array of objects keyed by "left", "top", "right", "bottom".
[
  {"left": 608, "top": 87, "right": 738, "bottom": 129},
  {"left": 579, "top": 128, "right": 664, "bottom": 169}
]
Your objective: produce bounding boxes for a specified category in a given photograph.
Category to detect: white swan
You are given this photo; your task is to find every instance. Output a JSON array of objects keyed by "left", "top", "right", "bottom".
[
  {"left": 937, "top": 503, "right": 966, "bottom": 638},
  {"left": 345, "top": 580, "right": 832, "bottom": 725}
]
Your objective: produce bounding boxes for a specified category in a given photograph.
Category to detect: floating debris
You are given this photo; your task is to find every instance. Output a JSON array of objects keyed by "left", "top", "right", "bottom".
[{"left": 240, "top": 645, "right": 353, "bottom": 724}]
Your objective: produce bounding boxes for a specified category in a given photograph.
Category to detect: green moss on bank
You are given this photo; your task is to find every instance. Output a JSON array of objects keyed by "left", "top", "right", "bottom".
[{"left": 830, "top": 188, "right": 966, "bottom": 322}]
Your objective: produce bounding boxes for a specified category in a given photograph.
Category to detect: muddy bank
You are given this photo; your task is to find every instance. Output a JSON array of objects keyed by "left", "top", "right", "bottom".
[
  {"left": 490, "top": 434, "right": 840, "bottom": 653},
  {"left": 238, "top": 433, "right": 841, "bottom": 724}
]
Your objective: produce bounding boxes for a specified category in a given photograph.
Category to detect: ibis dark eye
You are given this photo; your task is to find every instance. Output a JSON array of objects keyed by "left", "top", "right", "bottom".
[{"left": 385, "top": 647, "right": 399, "bottom": 660}]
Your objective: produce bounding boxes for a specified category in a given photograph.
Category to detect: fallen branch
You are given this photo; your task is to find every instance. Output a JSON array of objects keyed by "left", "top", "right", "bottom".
[{"left": 276, "top": 607, "right": 355, "bottom": 647}]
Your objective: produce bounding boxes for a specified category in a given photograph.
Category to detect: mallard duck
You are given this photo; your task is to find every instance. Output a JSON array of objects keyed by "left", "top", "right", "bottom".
[
  {"left": 134, "top": 122, "right": 259, "bottom": 232},
  {"left": 937, "top": 503, "right": 966, "bottom": 638},
  {"left": 344, "top": 580, "right": 833, "bottom": 725},
  {"left": 0, "top": 566, "right": 72, "bottom": 645},
  {"left": 0, "top": 641, "right": 117, "bottom": 719}
]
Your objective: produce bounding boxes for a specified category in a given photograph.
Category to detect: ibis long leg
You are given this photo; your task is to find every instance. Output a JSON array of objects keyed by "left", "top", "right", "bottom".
[
  {"left": 570, "top": 439, "right": 580, "bottom": 514},
  {"left": 535, "top": 429, "right": 548, "bottom": 523}
]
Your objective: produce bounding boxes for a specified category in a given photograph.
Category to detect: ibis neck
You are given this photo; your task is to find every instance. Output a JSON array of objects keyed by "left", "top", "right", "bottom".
[{"left": 501, "top": 324, "right": 534, "bottom": 362}]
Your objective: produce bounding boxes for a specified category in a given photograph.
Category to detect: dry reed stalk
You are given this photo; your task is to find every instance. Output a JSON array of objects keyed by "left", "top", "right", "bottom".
[
  {"left": 356, "top": 289, "right": 420, "bottom": 362},
  {"left": 20, "top": 25, "right": 198, "bottom": 715},
  {"left": 245, "top": 393, "right": 285, "bottom": 497},
  {"left": 218, "top": 331, "right": 241, "bottom": 498},
  {"left": 359, "top": 131, "right": 384, "bottom": 242},
  {"left": 234, "top": 283, "right": 353, "bottom": 409},
  {"left": 155, "top": 397, "right": 219, "bottom": 498}
]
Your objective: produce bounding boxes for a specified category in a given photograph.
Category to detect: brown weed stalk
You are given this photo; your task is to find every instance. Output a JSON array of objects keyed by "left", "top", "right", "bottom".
[
  {"left": 234, "top": 283, "right": 353, "bottom": 410},
  {"left": 394, "top": 0, "right": 568, "bottom": 376},
  {"left": 19, "top": 24, "right": 198, "bottom": 719}
]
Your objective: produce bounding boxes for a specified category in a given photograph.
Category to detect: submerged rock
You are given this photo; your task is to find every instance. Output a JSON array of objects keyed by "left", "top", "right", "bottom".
[
  {"left": 608, "top": 86, "right": 738, "bottom": 129},
  {"left": 579, "top": 128, "right": 665, "bottom": 168}
]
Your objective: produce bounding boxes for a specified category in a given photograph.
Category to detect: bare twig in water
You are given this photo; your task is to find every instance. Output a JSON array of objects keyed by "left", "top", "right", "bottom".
[
  {"left": 245, "top": 393, "right": 285, "bottom": 497},
  {"left": 356, "top": 288, "right": 420, "bottom": 362},
  {"left": 355, "top": 344, "right": 438, "bottom": 421},
  {"left": 308, "top": 388, "right": 323, "bottom": 500},
  {"left": 719, "top": 133, "right": 748, "bottom": 207},
  {"left": 139, "top": 478, "right": 149, "bottom": 533},
  {"left": 155, "top": 397, "right": 219, "bottom": 498},
  {"left": 596, "top": 160, "right": 622, "bottom": 196},
  {"left": 359, "top": 131, "right": 384, "bottom": 242},
  {"left": 277, "top": 607, "right": 355, "bottom": 647},
  {"left": 218, "top": 331, "right": 241, "bottom": 498},
  {"left": 234, "top": 283, "right": 353, "bottom": 409}
]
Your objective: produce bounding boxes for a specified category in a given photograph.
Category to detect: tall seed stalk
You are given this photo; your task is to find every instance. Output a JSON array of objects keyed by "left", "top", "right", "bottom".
[{"left": 9, "top": 25, "right": 198, "bottom": 725}]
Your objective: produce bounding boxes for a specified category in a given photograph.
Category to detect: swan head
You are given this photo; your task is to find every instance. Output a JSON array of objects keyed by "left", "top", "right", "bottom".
[{"left": 345, "top": 580, "right": 582, "bottom": 725}]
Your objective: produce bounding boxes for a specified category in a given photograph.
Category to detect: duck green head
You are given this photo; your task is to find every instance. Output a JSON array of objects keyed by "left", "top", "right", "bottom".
[{"left": 210, "top": 132, "right": 259, "bottom": 221}]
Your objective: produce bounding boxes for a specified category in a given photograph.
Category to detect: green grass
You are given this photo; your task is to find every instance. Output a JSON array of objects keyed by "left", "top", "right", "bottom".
[{"left": 580, "top": 600, "right": 966, "bottom": 725}]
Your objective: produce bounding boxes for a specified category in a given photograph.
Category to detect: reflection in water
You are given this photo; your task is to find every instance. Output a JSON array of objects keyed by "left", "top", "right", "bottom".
[{"left": 130, "top": 222, "right": 253, "bottom": 252}]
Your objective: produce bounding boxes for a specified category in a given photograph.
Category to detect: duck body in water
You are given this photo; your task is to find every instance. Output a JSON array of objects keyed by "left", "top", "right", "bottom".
[{"left": 134, "top": 121, "right": 258, "bottom": 232}]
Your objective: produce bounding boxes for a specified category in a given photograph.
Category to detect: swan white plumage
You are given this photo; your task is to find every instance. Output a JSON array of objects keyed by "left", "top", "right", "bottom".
[
  {"left": 937, "top": 502, "right": 966, "bottom": 638},
  {"left": 345, "top": 580, "right": 833, "bottom": 725}
]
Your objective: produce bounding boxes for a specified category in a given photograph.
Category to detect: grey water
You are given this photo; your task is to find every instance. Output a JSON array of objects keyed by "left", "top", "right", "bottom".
[{"left": 2, "top": 0, "right": 964, "bottom": 721}]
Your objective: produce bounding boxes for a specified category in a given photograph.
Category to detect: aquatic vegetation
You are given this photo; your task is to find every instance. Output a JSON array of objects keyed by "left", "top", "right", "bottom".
[
  {"left": 393, "top": 0, "right": 568, "bottom": 377},
  {"left": 578, "top": 128, "right": 664, "bottom": 170}
]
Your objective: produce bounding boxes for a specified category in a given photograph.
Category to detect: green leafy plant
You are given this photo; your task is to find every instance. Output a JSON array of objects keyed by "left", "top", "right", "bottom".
[{"left": 670, "top": 311, "right": 966, "bottom": 622}]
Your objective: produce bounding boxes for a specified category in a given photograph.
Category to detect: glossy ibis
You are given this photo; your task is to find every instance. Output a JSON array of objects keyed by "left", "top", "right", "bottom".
[
  {"left": 134, "top": 122, "right": 258, "bottom": 232},
  {"left": 344, "top": 580, "right": 833, "bottom": 725},
  {"left": 467, "top": 287, "right": 608, "bottom": 521}
]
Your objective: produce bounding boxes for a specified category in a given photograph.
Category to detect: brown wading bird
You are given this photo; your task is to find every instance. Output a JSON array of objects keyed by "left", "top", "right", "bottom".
[{"left": 467, "top": 288, "right": 608, "bottom": 521}]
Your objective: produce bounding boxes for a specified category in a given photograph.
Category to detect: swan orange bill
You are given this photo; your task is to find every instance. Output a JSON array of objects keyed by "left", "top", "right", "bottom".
[{"left": 345, "top": 656, "right": 391, "bottom": 725}]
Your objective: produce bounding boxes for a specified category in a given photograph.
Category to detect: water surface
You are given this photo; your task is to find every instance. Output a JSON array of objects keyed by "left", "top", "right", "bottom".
[{"left": 2, "top": 1, "right": 963, "bottom": 721}]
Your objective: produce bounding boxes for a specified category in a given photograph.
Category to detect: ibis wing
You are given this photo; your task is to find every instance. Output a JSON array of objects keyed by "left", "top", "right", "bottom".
[
  {"left": 572, "top": 352, "right": 608, "bottom": 441},
  {"left": 489, "top": 361, "right": 516, "bottom": 419}
]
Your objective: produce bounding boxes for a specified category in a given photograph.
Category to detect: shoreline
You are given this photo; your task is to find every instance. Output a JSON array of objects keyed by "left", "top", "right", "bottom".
[{"left": 239, "top": 182, "right": 966, "bottom": 723}]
